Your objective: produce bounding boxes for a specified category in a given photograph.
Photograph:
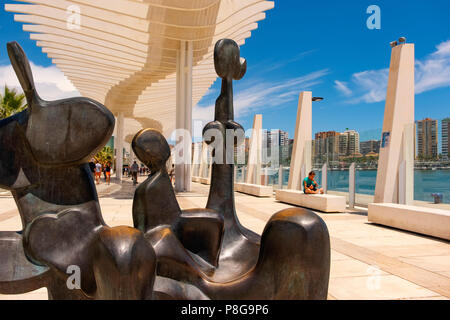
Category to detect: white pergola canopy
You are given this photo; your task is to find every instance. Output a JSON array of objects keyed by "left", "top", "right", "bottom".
[{"left": 5, "top": 0, "right": 274, "bottom": 138}]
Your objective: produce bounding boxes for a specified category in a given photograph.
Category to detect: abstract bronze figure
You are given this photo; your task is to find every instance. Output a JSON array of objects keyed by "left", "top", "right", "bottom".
[
  {"left": 0, "top": 39, "right": 330, "bottom": 300},
  {"left": 132, "top": 39, "right": 331, "bottom": 299},
  {"left": 0, "top": 42, "right": 156, "bottom": 300}
]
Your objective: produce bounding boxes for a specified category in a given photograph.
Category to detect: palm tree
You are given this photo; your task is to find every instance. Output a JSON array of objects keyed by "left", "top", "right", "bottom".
[
  {"left": 95, "top": 146, "right": 114, "bottom": 165},
  {"left": 0, "top": 85, "right": 27, "bottom": 119}
]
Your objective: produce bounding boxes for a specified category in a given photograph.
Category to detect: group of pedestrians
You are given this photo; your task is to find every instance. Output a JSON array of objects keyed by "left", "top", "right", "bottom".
[
  {"left": 89, "top": 159, "right": 111, "bottom": 185},
  {"left": 88, "top": 159, "right": 175, "bottom": 187}
]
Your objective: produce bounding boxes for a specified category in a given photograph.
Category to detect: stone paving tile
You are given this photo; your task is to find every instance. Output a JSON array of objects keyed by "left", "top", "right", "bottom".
[
  {"left": 438, "top": 271, "right": 450, "bottom": 278},
  {"left": 398, "top": 255, "right": 450, "bottom": 273},
  {"left": 368, "top": 244, "right": 450, "bottom": 258},
  {"left": 329, "top": 274, "right": 441, "bottom": 300},
  {"left": 331, "top": 250, "right": 353, "bottom": 261},
  {"left": 330, "top": 259, "right": 388, "bottom": 278}
]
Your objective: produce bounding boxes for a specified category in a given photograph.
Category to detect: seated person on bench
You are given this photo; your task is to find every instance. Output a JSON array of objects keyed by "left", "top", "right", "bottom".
[{"left": 303, "top": 171, "right": 324, "bottom": 194}]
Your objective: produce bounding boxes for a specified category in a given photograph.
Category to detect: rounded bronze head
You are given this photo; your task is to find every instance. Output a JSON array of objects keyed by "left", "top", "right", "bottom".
[
  {"left": 214, "top": 39, "right": 247, "bottom": 80},
  {"left": 132, "top": 128, "right": 170, "bottom": 171}
]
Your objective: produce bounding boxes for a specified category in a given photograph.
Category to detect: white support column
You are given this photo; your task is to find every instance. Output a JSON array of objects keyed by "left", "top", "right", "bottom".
[
  {"left": 288, "top": 92, "right": 312, "bottom": 190},
  {"left": 115, "top": 112, "right": 124, "bottom": 182},
  {"left": 175, "top": 40, "right": 193, "bottom": 192},
  {"left": 175, "top": 43, "right": 184, "bottom": 192},
  {"left": 129, "top": 145, "right": 135, "bottom": 163},
  {"left": 322, "top": 162, "right": 328, "bottom": 194},
  {"left": 246, "top": 114, "right": 263, "bottom": 185},
  {"left": 278, "top": 166, "right": 283, "bottom": 189},
  {"left": 374, "top": 43, "right": 415, "bottom": 203},
  {"left": 199, "top": 141, "right": 208, "bottom": 178},
  {"left": 191, "top": 142, "right": 200, "bottom": 177},
  {"left": 184, "top": 41, "right": 193, "bottom": 192},
  {"left": 349, "top": 162, "right": 356, "bottom": 209}
]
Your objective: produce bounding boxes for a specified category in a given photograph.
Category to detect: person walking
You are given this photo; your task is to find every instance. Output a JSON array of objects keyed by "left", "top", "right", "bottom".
[
  {"left": 95, "top": 161, "right": 102, "bottom": 185},
  {"left": 105, "top": 163, "right": 111, "bottom": 185},
  {"left": 130, "top": 161, "right": 139, "bottom": 185}
]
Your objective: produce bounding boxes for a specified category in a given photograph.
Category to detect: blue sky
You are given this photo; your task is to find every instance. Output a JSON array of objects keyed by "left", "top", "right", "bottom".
[
  {"left": 1, "top": 1, "right": 450, "bottom": 147},
  {"left": 194, "top": 0, "right": 450, "bottom": 146}
]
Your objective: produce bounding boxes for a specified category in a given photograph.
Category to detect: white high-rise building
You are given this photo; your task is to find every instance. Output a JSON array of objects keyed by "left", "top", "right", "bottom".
[
  {"left": 442, "top": 118, "right": 449, "bottom": 160},
  {"left": 262, "top": 129, "right": 289, "bottom": 166},
  {"left": 339, "top": 130, "right": 360, "bottom": 156}
]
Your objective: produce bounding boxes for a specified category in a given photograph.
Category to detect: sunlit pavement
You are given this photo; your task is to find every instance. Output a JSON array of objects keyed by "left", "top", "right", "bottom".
[{"left": 0, "top": 179, "right": 449, "bottom": 300}]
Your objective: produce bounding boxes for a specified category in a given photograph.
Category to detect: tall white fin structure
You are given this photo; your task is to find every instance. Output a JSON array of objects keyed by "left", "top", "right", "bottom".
[
  {"left": 288, "top": 91, "right": 312, "bottom": 191},
  {"left": 245, "top": 114, "right": 263, "bottom": 185},
  {"left": 374, "top": 43, "right": 415, "bottom": 204}
]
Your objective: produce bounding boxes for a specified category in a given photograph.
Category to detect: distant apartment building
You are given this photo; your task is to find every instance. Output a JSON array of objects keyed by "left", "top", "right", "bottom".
[
  {"left": 443, "top": 118, "right": 450, "bottom": 160},
  {"left": 262, "top": 129, "right": 289, "bottom": 166},
  {"left": 313, "top": 129, "right": 361, "bottom": 162},
  {"left": 314, "top": 131, "right": 340, "bottom": 162},
  {"left": 339, "top": 130, "right": 360, "bottom": 156},
  {"left": 416, "top": 118, "right": 438, "bottom": 159},
  {"left": 360, "top": 140, "right": 381, "bottom": 155}
]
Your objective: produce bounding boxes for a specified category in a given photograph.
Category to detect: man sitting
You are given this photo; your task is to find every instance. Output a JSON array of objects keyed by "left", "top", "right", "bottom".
[{"left": 303, "top": 171, "right": 324, "bottom": 194}]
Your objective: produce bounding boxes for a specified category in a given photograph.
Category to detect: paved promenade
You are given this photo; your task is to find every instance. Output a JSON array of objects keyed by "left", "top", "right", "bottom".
[{"left": 0, "top": 178, "right": 449, "bottom": 300}]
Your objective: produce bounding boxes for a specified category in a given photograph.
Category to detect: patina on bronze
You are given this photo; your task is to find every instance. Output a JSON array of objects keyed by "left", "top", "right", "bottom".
[
  {"left": 0, "top": 42, "right": 156, "bottom": 299},
  {"left": 132, "top": 39, "right": 331, "bottom": 299}
]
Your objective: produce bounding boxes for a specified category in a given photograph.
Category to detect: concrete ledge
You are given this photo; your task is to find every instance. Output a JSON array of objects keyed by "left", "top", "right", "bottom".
[
  {"left": 275, "top": 189, "right": 346, "bottom": 213},
  {"left": 368, "top": 203, "right": 450, "bottom": 240},
  {"left": 192, "top": 176, "right": 201, "bottom": 183},
  {"left": 234, "top": 183, "right": 273, "bottom": 197},
  {"left": 199, "top": 178, "right": 211, "bottom": 185}
]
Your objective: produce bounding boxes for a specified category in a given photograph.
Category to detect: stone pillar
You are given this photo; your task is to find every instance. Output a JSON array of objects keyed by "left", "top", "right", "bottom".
[
  {"left": 191, "top": 142, "right": 200, "bottom": 177},
  {"left": 288, "top": 92, "right": 312, "bottom": 190},
  {"left": 184, "top": 41, "right": 193, "bottom": 191},
  {"left": 175, "top": 40, "right": 193, "bottom": 192},
  {"left": 321, "top": 162, "right": 328, "bottom": 194},
  {"left": 115, "top": 112, "right": 124, "bottom": 182},
  {"left": 374, "top": 43, "right": 415, "bottom": 204},
  {"left": 199, "top": 141, "right": 208, "bottom": 178},
  {"left": 245, "top": 114, "right": 263, "bottom": 185}
]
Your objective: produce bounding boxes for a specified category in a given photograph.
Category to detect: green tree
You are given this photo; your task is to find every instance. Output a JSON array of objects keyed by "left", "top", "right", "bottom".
[
  {"left": 0, "top": 86, "right": 27, "bottom": 119},
  {"left": 95, "top": 146, "right": 113, "bottom": 165}
]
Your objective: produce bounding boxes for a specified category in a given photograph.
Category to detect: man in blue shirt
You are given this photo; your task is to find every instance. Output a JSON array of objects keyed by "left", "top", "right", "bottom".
[{"left": 303, "top": 171, "right": 324, "bottom": 194}]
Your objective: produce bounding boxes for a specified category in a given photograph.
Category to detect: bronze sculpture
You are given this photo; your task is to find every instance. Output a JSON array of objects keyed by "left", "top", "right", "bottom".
[
  {"left": 0, "top": 40, "right": 330, "bottom": 300},
  {"left": 132, "top": 39, "right": 331, "bottom": 299},
  {"left": 0, "top": 42, "right": 156, "bottom": 299}
]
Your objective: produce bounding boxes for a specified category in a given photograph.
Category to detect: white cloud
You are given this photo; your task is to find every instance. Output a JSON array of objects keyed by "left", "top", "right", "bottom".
[
  {"left": 335, "top": 40, "right": 450, "bottom": 104},
  {"left": 193, "top": 69, "right": 329, "bottom": 122},
  {"left": 0, "top": 61, "right": 80, "bottom": 101},
  {"left": 349, "top": 69, "right": 389, "bottom": 103},
  {"left": 334, "top": 80, "right": 352, "bottom": 96},
  {"left": 416, "top": 40, "right": 450, "bottom": 93}
]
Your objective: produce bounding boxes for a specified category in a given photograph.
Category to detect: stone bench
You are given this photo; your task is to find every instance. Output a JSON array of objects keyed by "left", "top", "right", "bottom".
[
  {"left": 368, "top": 203, "right": 450, "bottom": 240},
  {"left": 192, "top": 176, "right": 201, "bottom": 183},
  {"left": 234, "top": 183, "right": 273, "bottom": 197},
  {"left": 275, "top": 189, "right": 346, "bottom": 213},
  {"left": 200, "top": 177, "right": 211, "bottom": 185}
]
